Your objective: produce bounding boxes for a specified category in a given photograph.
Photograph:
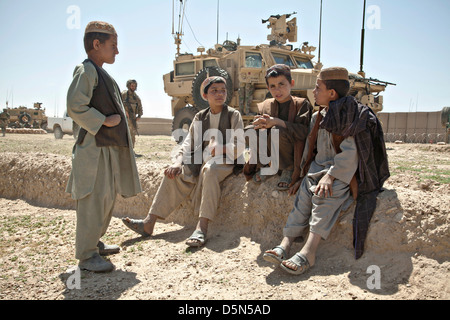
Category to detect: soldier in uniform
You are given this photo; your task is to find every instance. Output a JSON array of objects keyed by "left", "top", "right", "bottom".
[
  {"left": 0, "top": 108, "right": 10, "bottom": 136},
  {"left": 121, "top": 79, "right": 143, "bottom": 147}
]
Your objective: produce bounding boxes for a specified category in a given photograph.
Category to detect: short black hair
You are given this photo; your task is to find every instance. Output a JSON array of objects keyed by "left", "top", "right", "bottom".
[
  {"left": 322, "top": 79, "right": 350, "bottom": 99},
  {"left": 83, "top": 32, "right": 111, "bottom": 53},
  {"left": 265, "top": 64, "right": 292, "bottom": 85}
]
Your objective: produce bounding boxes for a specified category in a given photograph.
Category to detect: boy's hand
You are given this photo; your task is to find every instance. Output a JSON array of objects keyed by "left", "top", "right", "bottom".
[
  {"left": 315, "top": 173, "right": 335, "bottom": 198},
  {"left": 253, "top": 114, "right": 285, "bottom": 129},
  {"left": 252, "top": 114, "right": 267, "bottom": 129},
  {"left": 164, "top": 163, "right": 182, "bottom": 179},
  {"left": 103, "top": 114, "right": 121, "bottom": 127},
  {"left": 253, "top": 114, "right": 275, "bottom": 129}
]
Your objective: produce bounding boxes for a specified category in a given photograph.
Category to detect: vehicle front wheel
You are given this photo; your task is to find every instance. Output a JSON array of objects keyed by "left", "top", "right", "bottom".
[
  {"left": 191, "top": 67, "right": 233, "bottom": 110},
  {"left": 172, "top": 106, "right": 198, "bottom": 144}
]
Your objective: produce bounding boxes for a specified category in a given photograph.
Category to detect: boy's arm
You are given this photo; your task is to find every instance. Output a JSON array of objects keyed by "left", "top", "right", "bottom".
[
  {"left": 328, "top": 136, "right": 358, "bottom": 185},
  {"left": 258, "top": 100, "right": 312, "bottom": 140},
  {"left": 66, "top": 63, "right": 106, "bottom": 136},
  {"left": 283, "top": 99, "right": 312, "bottom": 141},
  {"left": 315, "top": 136, "right": 358, "bottom": 197},
  {"left": 222, "top": 111, "right": 245, "bottom": 160}
]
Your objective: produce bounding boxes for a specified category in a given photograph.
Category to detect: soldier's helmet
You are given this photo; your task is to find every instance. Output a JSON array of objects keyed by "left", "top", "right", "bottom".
[{"left": 126, "top": 79, "right": 138, "bottom": 89}]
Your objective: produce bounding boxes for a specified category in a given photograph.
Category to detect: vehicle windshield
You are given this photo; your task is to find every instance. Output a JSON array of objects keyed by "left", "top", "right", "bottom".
[
  {"left": 203, "top": 59, "right": 218, "bottom": 68},
  {"left": 175, "top": 62, "right": 195, "bottom": 76},
  {"left": 245, "top": 52, "right": 263, "bottom": 68},
  {"left": 294, "top": 57, "right": 314, "bottom": 69},
  {"left": 272, "top": 53, "right": 295, "bottom": 67}
]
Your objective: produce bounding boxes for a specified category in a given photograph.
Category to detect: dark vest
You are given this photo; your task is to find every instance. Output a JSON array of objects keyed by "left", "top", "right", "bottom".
[
  {"left": 76, "top": 59, "right": 129, "bottom": 147},
  {"left": 184, "top": 105, "right": 241, "bottom": 177},
  {"left": 256, "top": 96, "right": 310, "bottom": 183}
]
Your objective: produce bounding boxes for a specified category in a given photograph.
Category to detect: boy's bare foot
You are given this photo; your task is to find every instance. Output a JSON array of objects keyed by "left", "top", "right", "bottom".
[{"left": 122, "top": 217, "right": 154, "bottom": 237}]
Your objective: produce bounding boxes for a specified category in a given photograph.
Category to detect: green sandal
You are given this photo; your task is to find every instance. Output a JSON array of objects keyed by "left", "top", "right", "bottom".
[
  {"left": 186, "top": 230, "right": 206, "bottom": 247},
  {"left": 253, "top": 169, "right": 269, "bottom": 184},
  {"left": 280, "top": 252, "right": 310, "bottom": 275},
  {"left": 263, "top": 246, "right": 287, "bottom": 265},
  {"left": 277, "top": 170, "right": 293, "bottom": 191},
  {"left": 122, "top": 218, "right": 151, "bottom": 237}
]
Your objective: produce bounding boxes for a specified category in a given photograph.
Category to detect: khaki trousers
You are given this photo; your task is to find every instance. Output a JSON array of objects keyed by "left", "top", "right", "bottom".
[
  {"left": 75, "top": 149, "right": 117, "bottom": 261},
  {"left": 283, "top": 171, "right": 351, "bottom": 240},
  {"left": 149, "top": 160, "right": 234, "bottom": 221}
]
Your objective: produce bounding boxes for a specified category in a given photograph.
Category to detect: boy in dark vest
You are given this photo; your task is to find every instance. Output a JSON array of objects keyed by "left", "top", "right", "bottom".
[
  {"left": 122, "top": 76, "right": 244, "bottom": 247},
  {"left": 243, "top": 64, "right": 312, "bottom": 191},
  {"left": 66, "top": 21, "right": 141, "bottom": 272}
]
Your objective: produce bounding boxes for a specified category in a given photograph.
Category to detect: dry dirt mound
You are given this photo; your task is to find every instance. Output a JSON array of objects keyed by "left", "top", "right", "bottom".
[
  {"left": 0, "top": 149, "right": 449, "bottom": 300},
  {"left": 0, "top": 151, "right": 448, "bottom": 260}
]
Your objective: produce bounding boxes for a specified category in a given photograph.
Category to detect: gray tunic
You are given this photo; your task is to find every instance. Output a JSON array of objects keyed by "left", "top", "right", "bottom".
[
  {"left": 66, "top": 61, "right": 141, "bottom": 200},
  {"left": 283, "top": 109, "right": 358, "bottom": 240}
]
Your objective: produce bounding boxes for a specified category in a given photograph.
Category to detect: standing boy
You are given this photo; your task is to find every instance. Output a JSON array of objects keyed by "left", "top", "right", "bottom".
[
  {"left": 66, "top": 21, "right": 142, "bottom": 272},
  {"left": 263, "top": 67, "right": 389, "bottom": 274},
  {"left": 122, "top": 76, "right": 244, "bottom": 247},
  {"left": 243, "top": 64, "right": 312, "bottom": 190}
]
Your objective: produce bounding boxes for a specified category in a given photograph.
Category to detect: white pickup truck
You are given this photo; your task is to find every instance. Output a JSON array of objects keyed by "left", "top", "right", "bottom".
[{"left": 46, "top": 112, "right": 80, "bottom": 139}]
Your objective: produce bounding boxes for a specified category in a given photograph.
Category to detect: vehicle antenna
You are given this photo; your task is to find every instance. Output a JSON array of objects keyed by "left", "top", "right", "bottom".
[
  {"left": 216, "top": 0, "right": 220, "bottom": 44},
  {"left": 173, "top": 0, "right": 187, "bottom": 56},
  {"left": 359, "top": 0, "right": 367, "bottom": 76},
  {"left": 172, "top": 0, "right": 174, "bottom": 35},
  {"left": 318, "top": 0, "right": 323, "bottom": 63}
]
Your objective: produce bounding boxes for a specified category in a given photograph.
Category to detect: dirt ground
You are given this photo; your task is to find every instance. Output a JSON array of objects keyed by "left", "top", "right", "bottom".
[{"left": 0, "top": 134, "right": 449, "bottom": 301}]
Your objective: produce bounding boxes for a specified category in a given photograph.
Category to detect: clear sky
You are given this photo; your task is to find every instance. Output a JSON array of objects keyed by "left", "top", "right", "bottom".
[{"left": 0, "top": 0, "right": 449, "bottom": 119}]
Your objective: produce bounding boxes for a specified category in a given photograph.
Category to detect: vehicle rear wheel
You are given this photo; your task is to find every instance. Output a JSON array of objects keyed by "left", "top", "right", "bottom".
[
  {"left": 54, "top": 126, "right": 63, "bottom": 139},
  {"left": 19, "top": 112, "right": 31, "bottom": 125},
  {"left": 191, "top": 66, "right": 233, "bottom": 110},
  {"left": 172, "top": 106, "right": 198, "bottom": 144}
]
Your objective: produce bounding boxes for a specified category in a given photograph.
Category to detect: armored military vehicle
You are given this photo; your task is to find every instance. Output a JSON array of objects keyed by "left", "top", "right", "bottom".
[
  {"left": 163, "top": 12, "right": 393, "bottom": 134},
  {"left": 6, "top": 103, "right": 48, "bottom": 129}
]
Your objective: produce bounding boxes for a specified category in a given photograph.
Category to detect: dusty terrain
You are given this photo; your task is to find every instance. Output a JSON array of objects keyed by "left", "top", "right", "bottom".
[{"left": 0, "top": 134, "right": 449, "bottom": 301}]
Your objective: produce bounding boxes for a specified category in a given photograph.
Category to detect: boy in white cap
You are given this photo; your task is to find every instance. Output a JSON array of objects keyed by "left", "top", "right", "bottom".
[
  {"left": 66, "top": 21, "right": 141, "bottom": 272},
  {"left": 264, "top": 67, "right": 357, "bottom": 274},
  {"left": 122, "top": 76, "right": 244, "bottom": 247}
]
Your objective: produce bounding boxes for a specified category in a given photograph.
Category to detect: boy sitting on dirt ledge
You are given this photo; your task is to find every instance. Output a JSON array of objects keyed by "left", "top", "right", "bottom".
[
  {"left": 122, "top": 76, "right": 244, "bottom": 248},
  {"left": 243, "top": 64, "right": 312, "bottom": 191},
  {"left": 264, "top": 67, "right": 390, "bottom": 275}
]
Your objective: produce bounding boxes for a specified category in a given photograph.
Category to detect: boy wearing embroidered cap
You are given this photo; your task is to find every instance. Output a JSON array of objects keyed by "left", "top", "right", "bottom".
[
  {"left": 122, "top": 76, "right": 245, "bottom": 247},
  {"left": 264, "top": 66, "right": 389, "bottom": 274},
  {"left": 66, "top": 21, "right": 141, "bottom": 272},
  {"left": 264, "top": 67, "right": 357, "bottom": 274}
]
